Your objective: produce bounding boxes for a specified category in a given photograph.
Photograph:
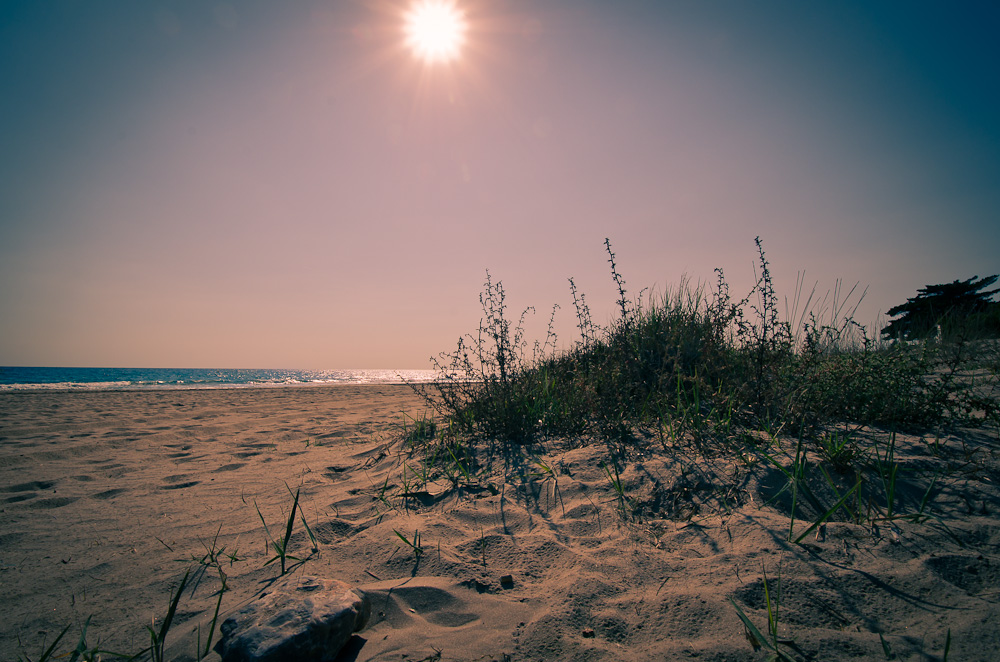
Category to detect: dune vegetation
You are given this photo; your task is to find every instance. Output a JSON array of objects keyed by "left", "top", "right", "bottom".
[{"left": 414, "top": 238, "right": 998, "bottom": 452}]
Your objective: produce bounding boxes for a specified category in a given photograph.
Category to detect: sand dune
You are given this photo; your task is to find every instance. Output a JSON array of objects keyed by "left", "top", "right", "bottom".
[{"left": 2, "top": 386, "right": 999, "bottom": 661}]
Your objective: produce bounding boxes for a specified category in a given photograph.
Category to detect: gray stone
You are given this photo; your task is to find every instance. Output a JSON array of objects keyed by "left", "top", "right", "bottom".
[{"left": 215, "top": 575, "right": 370, "bottom": 662}]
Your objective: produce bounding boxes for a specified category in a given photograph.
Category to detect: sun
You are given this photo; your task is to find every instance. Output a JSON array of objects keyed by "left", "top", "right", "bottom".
[{"left": 404, "top": 1, "right": 466, "bottom": 64}]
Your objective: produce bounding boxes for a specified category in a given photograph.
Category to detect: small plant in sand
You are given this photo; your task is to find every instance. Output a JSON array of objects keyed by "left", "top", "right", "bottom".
[
  {"left": 370, "top": 473, "right": 395, "bottom": 517},
  {"left": 187, "top": 523, "right": 242, "bottom": 569},
  {"left": 195, "top": 571, "right": 228, "bottom": 661},
  {"left": 17, "top": 616, "right": 131, "bottom": 662},
  {"left": 393, "top": 528, "right": 424, "bottom": 559},
  {"left": 816, "top": 430, "right": 863, "bottom": 473},
  {"left": 18, "top": 620, "right": 101, "bottom": 662},
  {"left": 729, "top": 564, "right": 801, "bottom": 662},
  {"left": 16, "top": 567, "right": 228, "bottom": 662},
  {"left": 17, "top": 626, "right": 72, "bottom": 662},
  {"left": 759, "top": 425, "right": 951, "bottom": 545},
  {"left": 600, "top": 460, "right": 632, "bottom": 520},
  {"left": 183, "top": 525, "right": 240, "bottom": 660},
  {"left": 16, "top": 565, "right": 231, "bottom": 662},
  {"left": 402, "top": 410, "right": 437, "bottom": 444},
  {"left": 526, "top": 454, "right": 564, "bottom": 514},
  {"left": 254, "top": 484, "right": 319, "bottom": 576},
  {"left": 144, "top": 569, "right": 191, "bottom": 662},
  {"left": 762, "top": 435, "right": 861, "bottom": 543}
]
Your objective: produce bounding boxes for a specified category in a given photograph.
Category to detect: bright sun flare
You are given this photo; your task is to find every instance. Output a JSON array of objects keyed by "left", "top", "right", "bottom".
[{"left": 404, "top": 1, "right": 465, "bottom": 63}]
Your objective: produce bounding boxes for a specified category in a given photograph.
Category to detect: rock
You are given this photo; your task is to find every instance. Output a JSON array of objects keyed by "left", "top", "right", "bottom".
[{"left": 215, "top": 575, "right": 370, "bottom": 662}]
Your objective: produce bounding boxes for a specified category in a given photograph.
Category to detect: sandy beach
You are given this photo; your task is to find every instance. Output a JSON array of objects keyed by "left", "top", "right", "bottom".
[{"left": 2, "top": 385, "right": 999, "bottom": 661}]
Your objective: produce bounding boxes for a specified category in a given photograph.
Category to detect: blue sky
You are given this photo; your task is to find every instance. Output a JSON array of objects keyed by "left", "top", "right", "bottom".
[{"left": 2, "top": 1, "right": 998, "bottom": 368}]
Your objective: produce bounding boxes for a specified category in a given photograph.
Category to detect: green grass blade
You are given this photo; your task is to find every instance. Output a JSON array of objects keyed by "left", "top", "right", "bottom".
[
  {"left": 299, "top": 509, "right": 318, "bottom": 552},
  {"left": 253, "top": 500, "right": 273, "bottom": 543},
  {"left": 763, "top": 566, "right": 775, "bottom": 640},
  {"left": 282, "top": 488, "right": 300, "bottom": 552},
  {"left": 760, "top": 450, "right": 794, "bottom": 481},
  {"left": 285, "top": 483, "right": 318, "bottom": 552},
  {"left": 25, "top": 623, "right": 71, "bottom": 662},
  {"left": 793, "top": 480, "right": 860, "bottom": 544},
  {"left": 67, "top": 615, "right": 92, "bottom": 662},
  {"left": 818, "top": 465, "right": 860, "bottom": 524},
  {"left": 448, "top": 447, "right": 472, "bottom": 483},
  {"left": 917, "top": 474, "right": 939, "bottom": 516},
  {"left": 202, "top": 572, "right": 228, "bottom": 658},
  {"left": 158, "top": 568, "right": 191, "bottom": 644},
  {"left": 728, "top": 597, "right": 772, "bottom": 654},
  {"left": 878, "top": 632, "right": 894, "bottom": 659}
]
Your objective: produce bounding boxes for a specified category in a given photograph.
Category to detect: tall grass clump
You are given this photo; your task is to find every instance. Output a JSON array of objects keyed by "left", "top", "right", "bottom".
[
  {"left": 423, "top": 270, "right": 562, "bottom": 444},
  {"left": 416, "top": 238, "right": 999, "bottom": 456}
]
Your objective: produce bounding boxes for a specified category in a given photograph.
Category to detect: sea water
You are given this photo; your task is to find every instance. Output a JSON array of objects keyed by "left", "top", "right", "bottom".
[{"left": 0, "top": 367, "right": 440, "bottom": 391}]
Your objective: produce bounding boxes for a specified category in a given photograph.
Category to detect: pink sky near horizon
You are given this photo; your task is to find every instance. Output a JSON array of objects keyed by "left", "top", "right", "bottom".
[{"left": 1, "top": 1, "right": 998, "bottom": 369}]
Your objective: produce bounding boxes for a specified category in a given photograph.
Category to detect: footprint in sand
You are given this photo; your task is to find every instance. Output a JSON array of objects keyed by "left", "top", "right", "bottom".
[
  {"left": 161, "top": 481, "right": 200, "bottom": 490},
  {"left": 92, "top": 488, "right": 127, "bottom": 500},
  {"left": 161, "top": 474, "right": 200, "bottom": 490},
  {"left": 3, "top": 480, "right": 57, "bottom": 492},
  {"left": 925, "top": 554, "right": 1000, "bottom": 594},
  {"left": 375, "top": 585, "right": 479, "bottom": 628},
  {"left": 311, "top": 518, "right": 368, "bottom": 543},
  {"left": 165, "top": 443, "right": 194, "bottom": 459},
  {"left": 170, "top": 454, "right": 204, "bottom": 463},
  {"left": 5, "top": 481, "right": 65, "bottom": 506},
  {"left": 323, "top": 465, "right": 352, "bottom": 481},
  {"left": 29, "top": 496, "right": 79, "bottom": 509}
]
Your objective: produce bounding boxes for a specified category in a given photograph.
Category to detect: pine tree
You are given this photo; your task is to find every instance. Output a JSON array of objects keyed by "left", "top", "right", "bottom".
[{"left": 881, "top": 275, "right": 1000, "bottom": 340}]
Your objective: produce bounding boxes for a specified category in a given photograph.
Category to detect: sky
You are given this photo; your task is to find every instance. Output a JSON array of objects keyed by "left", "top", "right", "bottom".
[{"left": 2, "top": 1, "right": 998, "bottom": 369}]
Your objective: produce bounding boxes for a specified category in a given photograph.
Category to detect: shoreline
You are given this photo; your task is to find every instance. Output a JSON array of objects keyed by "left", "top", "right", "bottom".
[
  {"left": 0, "top": 367, "right": 442, "bottom": 393},
  {"left": 0, "top": 381, "right": 434, "bottom": 394}
]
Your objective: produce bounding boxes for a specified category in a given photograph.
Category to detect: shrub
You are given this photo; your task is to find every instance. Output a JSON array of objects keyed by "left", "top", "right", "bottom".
[{"left": 416, "top": 239, "right": 999, "bottom": 453}]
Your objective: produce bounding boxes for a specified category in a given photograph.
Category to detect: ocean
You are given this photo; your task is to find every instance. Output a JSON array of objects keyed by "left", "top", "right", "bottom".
[{"left": 0, "top": 367, "right": 440, "bottom": 391}]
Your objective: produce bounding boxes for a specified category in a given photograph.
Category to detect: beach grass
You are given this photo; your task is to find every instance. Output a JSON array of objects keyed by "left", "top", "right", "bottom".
[
  {"left": 255, "top": 484, "right": 318, "bottom": 576},
  {"left": 729, "top": 565, "right": 799, "bottom": 662},
  {"left": 406, "top": 239, "right": 997, "bottom": 509},
  {"left": 415, "top": 238, "right": 998, "bottom": 452}
]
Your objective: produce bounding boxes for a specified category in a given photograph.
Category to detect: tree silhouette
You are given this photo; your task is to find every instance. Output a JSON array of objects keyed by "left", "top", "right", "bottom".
[{"left": 881, "top": 275, "right": 1000, "bottom": 341}]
